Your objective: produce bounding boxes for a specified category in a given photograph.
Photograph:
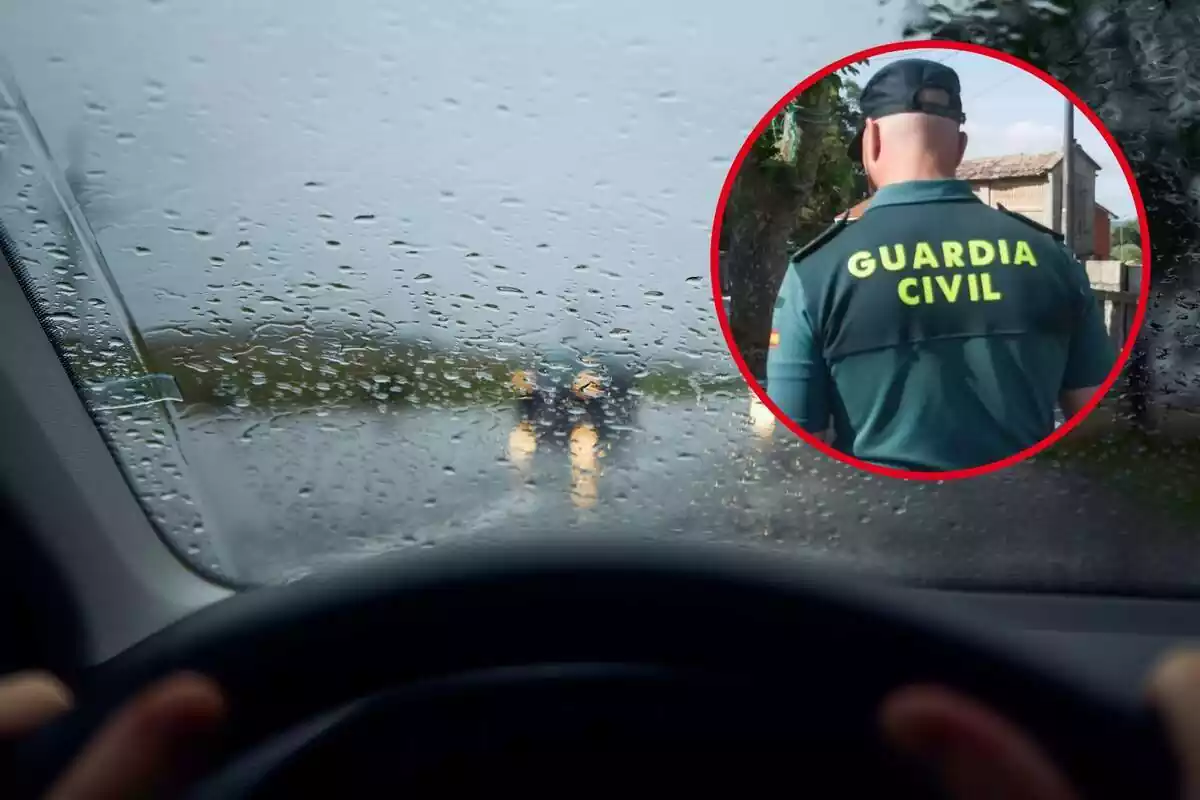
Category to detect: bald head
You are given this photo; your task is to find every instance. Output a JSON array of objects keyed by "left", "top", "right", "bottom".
[{"left": 862, "top": 112, "right": 968, "bottom": 189}]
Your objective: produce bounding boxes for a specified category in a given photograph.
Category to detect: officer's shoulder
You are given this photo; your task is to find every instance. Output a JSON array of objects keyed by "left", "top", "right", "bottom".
[
  {"left": 995, "top": 203, "right": 1065, "bottom": 243},
  {"left": 788, "top": 212, "right": 854, "bottom": 266}
]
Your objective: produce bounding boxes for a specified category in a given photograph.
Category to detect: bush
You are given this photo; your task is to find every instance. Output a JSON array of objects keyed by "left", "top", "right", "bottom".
[{"left": 1113, "top": 243, "right": 1142, "bottom": 264}]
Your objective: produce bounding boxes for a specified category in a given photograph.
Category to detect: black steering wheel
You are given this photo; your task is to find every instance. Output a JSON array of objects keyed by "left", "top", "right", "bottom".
[{"left": 9, "top": 539, "right": 1179, "bottom": 798}]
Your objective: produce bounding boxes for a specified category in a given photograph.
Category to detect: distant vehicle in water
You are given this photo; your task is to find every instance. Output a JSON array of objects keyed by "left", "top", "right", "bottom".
[
  {"left": 505, "top": 350, "right": 641, "bottom": 507},
  {"left": 509, "top": 349, "right": 639, "bottom": 437}
]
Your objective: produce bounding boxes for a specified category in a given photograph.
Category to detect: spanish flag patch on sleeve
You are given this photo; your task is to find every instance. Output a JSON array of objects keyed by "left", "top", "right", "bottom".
[{"left": 769, "top": 330, "right": 780, "bottom": 349}]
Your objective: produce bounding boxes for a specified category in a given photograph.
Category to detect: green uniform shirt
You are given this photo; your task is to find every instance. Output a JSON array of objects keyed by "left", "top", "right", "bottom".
[{"left": 766, "top": 179, "right": 1116, "bottom": 471}]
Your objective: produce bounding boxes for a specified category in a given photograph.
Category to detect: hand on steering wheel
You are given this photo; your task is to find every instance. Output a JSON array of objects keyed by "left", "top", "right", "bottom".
[
  {"left": 0, "top": 671, "right": 225, "bottom": 799},
  {"left": 881, "top": 650, "right": 1200, "bottom": 800},
  {"left": 5, "top": 654, "right": 1199, "bottom": 799},
  {"left": 0, "top": 537, "right": 1190, "bottom": 800}
]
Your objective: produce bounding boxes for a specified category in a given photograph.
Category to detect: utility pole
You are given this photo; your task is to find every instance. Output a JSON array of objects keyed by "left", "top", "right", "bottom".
[{"left": 1062, "top": 97, "right": 1075, "bottom": 254}]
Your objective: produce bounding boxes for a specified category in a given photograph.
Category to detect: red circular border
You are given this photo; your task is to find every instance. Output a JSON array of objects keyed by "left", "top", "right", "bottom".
[{"left": 710, "top": 39, "right": 1153, "bottom": 482}]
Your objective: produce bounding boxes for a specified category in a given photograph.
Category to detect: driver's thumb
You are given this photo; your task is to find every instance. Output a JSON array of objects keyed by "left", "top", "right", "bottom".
[{"left": 1148, "top": 650, "right": 1200, "bottom": 800}]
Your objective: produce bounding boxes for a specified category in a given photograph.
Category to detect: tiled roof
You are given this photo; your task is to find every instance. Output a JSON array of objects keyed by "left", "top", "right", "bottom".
[
  {"left": 956, "top": 146, "right": 1103, "bottom": 181},
  {"left": 956, "top": 152, "right": 1062, "bottom": 180},
  {"left": 835, "top": 146, "right": 1104, "bottom": 219}
]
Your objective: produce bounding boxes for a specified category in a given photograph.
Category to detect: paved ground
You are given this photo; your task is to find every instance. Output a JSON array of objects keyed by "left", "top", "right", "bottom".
[{"left": 167, "top": 395, "right": 1199, "bottom": 592}]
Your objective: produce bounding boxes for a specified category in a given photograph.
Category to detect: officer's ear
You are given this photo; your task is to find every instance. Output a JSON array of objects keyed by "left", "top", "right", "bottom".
[
  {"left": 863, "top": 118, "right": 882, "bottom": 170},
  {"left": 956, "top": 129, "right": 969, "bottom": 166}
]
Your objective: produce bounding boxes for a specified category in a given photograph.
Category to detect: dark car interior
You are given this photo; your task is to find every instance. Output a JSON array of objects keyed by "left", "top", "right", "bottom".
[{"left": 0, "top": 522, "right": 1188, "bottom": 800}]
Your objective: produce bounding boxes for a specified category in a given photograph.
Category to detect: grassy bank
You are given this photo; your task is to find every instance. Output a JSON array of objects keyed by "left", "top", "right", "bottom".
[
  {"left": 62, "top": 330, "right": 736, "bottom": 412},
  {"left": 143, "top": 333, "right": 519, "bottom": 410},
  {"left": 1037, "top": 412, "right": 1200, "bottom": 523},
  {"left": 631, "top": 368, "right": 743, "bottom": 399}
]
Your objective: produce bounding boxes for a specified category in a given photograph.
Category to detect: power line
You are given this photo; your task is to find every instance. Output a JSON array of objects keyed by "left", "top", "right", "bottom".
[
  {"left": 960, "top": 72, "right": 1021, "bottom": 108},
  {"left": 859, "top": 47, "right": 1019, "bottom": 105}
]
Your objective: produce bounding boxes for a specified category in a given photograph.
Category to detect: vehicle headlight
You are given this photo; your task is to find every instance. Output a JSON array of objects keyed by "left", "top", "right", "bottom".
[
  {"left": 572, "top": 369, "right": 606, "bottom": 400},
  {"left": 508, "top": 420, "right": 537, "bottom": 467},
  {"left": 511, "top": 369, "right": 536, "bottom": 396},
  {"left": 749, "top": 393, "right": 775, "bottom": 439},
  {"left": 569, "top": 422, "right": 601, "bottom": 510},
  {"left": 569, "top": 422, "right": 600, "bottom": 469}
]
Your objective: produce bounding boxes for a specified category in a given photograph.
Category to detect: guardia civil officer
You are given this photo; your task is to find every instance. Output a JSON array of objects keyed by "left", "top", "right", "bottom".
[{"left": 765, "top": 58, "right": 1116, "bottom": 471}]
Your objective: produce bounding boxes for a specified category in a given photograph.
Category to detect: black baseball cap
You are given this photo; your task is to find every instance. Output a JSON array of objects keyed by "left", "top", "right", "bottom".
[{"left": 848, "top": 58, "right": 966, "bottom": 163}]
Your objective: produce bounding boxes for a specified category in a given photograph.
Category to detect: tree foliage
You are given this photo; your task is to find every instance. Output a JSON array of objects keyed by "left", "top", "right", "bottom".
[
  {"left": 905, "top": 0, "right": 1200, "bottom": 426},
  {"left": 1110, "top": 219, "right": 1141, "bottom": 249},
  {"left": 721, "top": 66, "right": 868, "bottom": 377},
  {"left": 1113, "top": 243, "right": 1142, "bottom": 264}
]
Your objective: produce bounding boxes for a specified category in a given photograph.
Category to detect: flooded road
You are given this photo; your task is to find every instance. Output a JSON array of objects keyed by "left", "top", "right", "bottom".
[{"left": 177, "top": 394, "right": 1197, "bottom": 593}]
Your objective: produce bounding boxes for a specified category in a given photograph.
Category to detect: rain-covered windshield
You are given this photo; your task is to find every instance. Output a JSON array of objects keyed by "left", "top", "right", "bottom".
[{"left": 1, "top": 0, "right": 1197, "bottom": 591}]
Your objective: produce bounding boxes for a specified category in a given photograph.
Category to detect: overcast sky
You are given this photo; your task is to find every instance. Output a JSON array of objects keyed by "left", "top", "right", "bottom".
[
  {"left": 855, "top": 48, "right": 1138, "bottom": 221},
  {"left": 2, "top": 0, "right": 926, "bottom": 360}
]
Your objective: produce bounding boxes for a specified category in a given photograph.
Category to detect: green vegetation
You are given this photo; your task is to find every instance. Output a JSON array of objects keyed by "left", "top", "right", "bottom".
[
  {"left": 1110, "top": 219, "right": 1141, "bottom": 250},
  {"left": 905, "top": 0, "right": 1199, "bottom": 434},
  {"left": 1038, "top": 421, "right": 1200, "bottom": 523},
  {"left": 62, "top": 330, "right": 733, "bottom": 414},
  {"left": 1112, "top": 243, "right": 1142, "bottom": 264},
  {"left": 141, "top": 333, "right": 521, "bottom": 412},
  {"left": 721, "top": 67, "right": 869, "bottom": 377},
  {"left": 630, "top": 367, "right": 743, "bottom": 399}
]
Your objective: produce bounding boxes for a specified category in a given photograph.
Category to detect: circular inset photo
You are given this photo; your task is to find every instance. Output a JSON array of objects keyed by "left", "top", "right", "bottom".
[{"left": 711, "top": 41, "right": 1150, "bottom": 480}]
